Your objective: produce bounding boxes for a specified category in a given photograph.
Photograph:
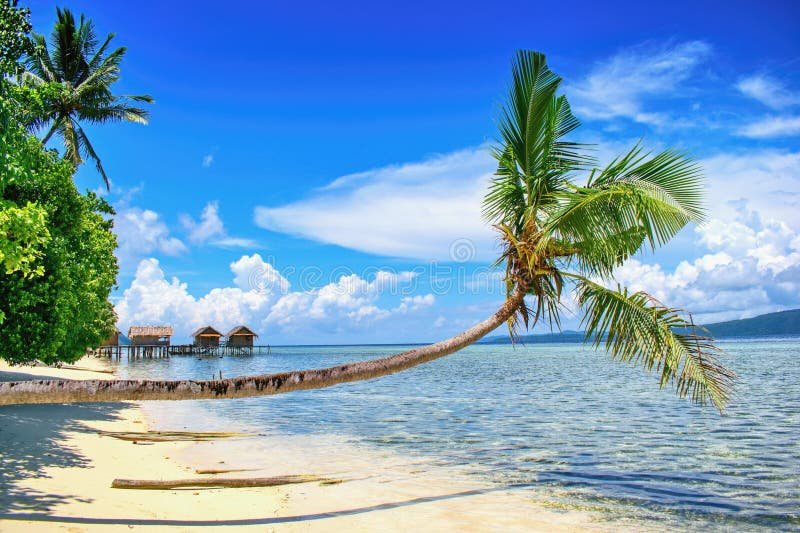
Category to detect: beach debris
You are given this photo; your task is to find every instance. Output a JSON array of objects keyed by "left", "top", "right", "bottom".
[
  {"left": 111, "top": 474, "right": 328, "bottom": 490},
  {"left": 194, "top": 468, "right": 258, "bottom": 474},
  {"left": 57, "top": 364, "right": 115, "bottom": 374},
  {"left": 97, "top": 430, "right": 252, "bottom": 442}
]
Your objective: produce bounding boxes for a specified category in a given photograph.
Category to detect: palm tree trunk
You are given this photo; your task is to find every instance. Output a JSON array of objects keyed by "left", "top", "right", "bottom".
[{"left": 0, "top": 289, "right": 526, "bottom": 405}]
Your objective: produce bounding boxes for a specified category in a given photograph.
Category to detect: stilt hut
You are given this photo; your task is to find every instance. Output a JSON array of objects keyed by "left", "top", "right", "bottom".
[
  {"left": 100, "top": 329, "right": 121, "bottom": 347},
  {"left": 226, "top": 326, "right": 258, "bottom": 347},
  {"left": 192, "top": 326, "right": 223, "bottom": 347},
  {"left": 95, "top": 329, "right": 122, "bottom": 357},
  {"left": 128, "top": 326, "right": 173, "bottom": 346}
]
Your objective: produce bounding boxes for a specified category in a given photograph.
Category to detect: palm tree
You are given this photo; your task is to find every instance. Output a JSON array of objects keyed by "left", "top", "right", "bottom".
[
  {"left": 22, "top": 7, "right": 152, "bottom": 189},
  {"left": 0, "top": 51, "right": 735, "bottom": 411}
]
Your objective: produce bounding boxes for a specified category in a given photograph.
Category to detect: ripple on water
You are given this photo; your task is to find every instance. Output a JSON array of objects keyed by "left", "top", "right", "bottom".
[{"left": 115, "top": 339, "right": 800, "bottom": 531}]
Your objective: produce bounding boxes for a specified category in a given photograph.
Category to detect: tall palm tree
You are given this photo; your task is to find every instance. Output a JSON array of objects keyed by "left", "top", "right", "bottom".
[
  {"left": 0, "top": 51, "right": 735, "bottom": 411},
  {"left": 22, "top": 8, "right": 152, "bottom": 189}
]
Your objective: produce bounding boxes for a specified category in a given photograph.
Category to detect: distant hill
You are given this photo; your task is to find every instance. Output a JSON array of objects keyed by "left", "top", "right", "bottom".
[
  {"left": 480, "top": 330, "right": 587, "bottom": 344},
  {"left": 700, "top": 309, "right": 800, "bottom": 338},
  {"left": 479, "top": 309, "right": 800, "bottom": 344}
]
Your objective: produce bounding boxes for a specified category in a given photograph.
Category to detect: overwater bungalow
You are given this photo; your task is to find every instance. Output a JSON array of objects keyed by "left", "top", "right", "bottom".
[
  {"left": 192, "top": 326, "right": 223, "bottom": 347},
  {"left": 100, "top": 329, "right": 121, "bottom": 347},
  {"left": 226, "top": 326, "right": 258, "bottom": 347},
  {"left": 128, "top": 325, "right": 173, "bottom": 346}
]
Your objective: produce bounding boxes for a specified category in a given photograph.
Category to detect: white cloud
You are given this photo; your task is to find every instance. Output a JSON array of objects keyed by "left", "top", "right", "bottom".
[
  {"left": 610, "top": 212, "right": 800, "bottom": 323},
  {"left": 737, "top": 115, "right": 800, "bottom": 138},
  {"left": 700, "top": 150, "right": 800, "bottom": 226},
  {"left": 115, "top": 254, "right": 434, "bottom": 341},
  {"left": 569, "top": 40, "right": 712, "bottom": 126},
  {"left": 606, "top": 149, "right": 800, "bottom": 323},
  {"left": 180, "top": 201, "right": 225, "bottom": 244},
  {"left": 737, "top": 75, "right": 799, "bottom": 109},
  {"left": 213, "top": 237, "right": 262, "bottom": 248},
  {"left": 202, "top": 154, "right": 214, "bottom": 168},
  {"left": 393, "top": 294, "right": 436, "bottom": 314},
  {"left": 181, "top": 201, "right": 260, "bottom": 249},
  {"left": 254, "top": 147, "right": 497, "bottom": 260},
  {"left": 114, "top": 207, "right": 187, "bottom": 270},
  {"left": 230, "top": 253, "right": 290, "bottom": 293}
]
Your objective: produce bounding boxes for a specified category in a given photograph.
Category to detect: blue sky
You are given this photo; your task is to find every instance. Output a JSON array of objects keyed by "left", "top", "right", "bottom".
[{"left": 26, "top": 0, "right": 800, "bottom": 343}]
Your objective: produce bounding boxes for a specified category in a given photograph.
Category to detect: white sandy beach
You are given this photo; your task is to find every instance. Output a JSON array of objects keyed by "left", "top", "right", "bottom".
[{"left": 0, "top": 358, "right": 616, "bottom": 532}]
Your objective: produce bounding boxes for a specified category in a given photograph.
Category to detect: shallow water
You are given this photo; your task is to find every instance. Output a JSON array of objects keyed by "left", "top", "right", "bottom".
[{"left": 112, "top": 339, "right": 800, "bottom": 531}]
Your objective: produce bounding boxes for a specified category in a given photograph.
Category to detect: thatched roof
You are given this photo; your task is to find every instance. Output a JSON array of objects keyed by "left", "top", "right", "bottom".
[
  {"left": 191, "top": 326, "right": 223, "bottom": 338},
  {"left": 226, "top": 325, "right": 257, "bottom": 337},
  {"left": 128, "top": 326, "right": 173, "bottom": 338}
]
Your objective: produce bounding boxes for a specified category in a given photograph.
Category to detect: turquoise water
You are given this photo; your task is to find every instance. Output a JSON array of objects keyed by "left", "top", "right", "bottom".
[{"left": 111, "top": 339, "right": 800, "bottom": 530}]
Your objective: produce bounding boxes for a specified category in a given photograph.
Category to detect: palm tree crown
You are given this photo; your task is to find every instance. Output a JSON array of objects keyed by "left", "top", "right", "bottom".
[
  {"left": 22, "top": 7, "right": 152, "bottom": 189},
  {"left": 483, "top": 51, "right": 734, "bottom": 410}
]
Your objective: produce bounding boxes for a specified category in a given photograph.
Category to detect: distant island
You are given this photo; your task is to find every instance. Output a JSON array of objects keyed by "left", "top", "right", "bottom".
[
  {"left": 480, "top": 309, "right": 800, "bottom": 344},
  {"left": 695, "top": 309, "right": 800, "bottom": 338}
]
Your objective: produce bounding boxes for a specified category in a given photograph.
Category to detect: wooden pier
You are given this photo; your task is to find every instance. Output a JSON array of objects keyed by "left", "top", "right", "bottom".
[
  {"left": 94, "top": 324, "right": 269, "bottom": 359},
  {"left": 93, "top": 344, "right": 272, "bottom": 359}
]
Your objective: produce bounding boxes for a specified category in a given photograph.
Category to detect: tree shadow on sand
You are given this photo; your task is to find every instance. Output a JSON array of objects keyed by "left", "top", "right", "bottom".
[{"left": 0, "top": 398, "right": 124, "bottom": 513}]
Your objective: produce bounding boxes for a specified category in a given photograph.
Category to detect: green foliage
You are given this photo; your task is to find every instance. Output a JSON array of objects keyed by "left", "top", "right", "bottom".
[
  {"left": 0, "top": 199, "right": 49, "bottom": 277},
  {"left": 0, "top": 117, "right": 119, "bottom": 364},
  {"left": 0, "top": 0, "right": 31, "bottom": 76},
  {"left": 22, "top": 7, "right": 153, "bottom": 189},
  {"left": 483, "top": 50, "right": 735, "bottom": 411},
  {"left": 0, "top": 1, "right": 50, "bottom": 322},
  {"left": 0, "top": 3, "right": 118, "bottom": 363}
]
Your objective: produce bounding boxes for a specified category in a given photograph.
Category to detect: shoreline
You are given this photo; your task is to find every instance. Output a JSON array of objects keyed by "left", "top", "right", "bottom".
[{"left": 0, "top": 357, "right": 614, "bottom": 531}]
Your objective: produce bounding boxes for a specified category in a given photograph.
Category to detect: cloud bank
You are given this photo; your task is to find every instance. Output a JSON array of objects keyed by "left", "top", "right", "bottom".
[{"left": 115, "top": 254, "right": 435, "bottom": 342}]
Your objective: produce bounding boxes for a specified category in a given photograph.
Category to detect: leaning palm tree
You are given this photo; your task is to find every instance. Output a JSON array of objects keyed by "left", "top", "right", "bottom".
[
  {"left": 21, "top": 8, "right": 152, "bottom": 189},
  {"left": 0, "top": 51, "right": 735, "bottom": 410}
]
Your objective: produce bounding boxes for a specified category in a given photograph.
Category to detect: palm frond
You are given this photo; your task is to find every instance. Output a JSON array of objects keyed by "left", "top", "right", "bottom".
[
  {"left": 125, "top": 94, "right": 155, "bottom": 104},
  {"left": 24, "top": 33, "right": 59, "bottom": 82},
  {"left": 18, "top": 70, "right": 45, "bottom": 85},
  {"left": 538, "top": 149, "right": 704, "bottom": 273},
  {"left": 485, "top": 51, "right": 591, "bottom": 231},
  {"left": 589, "top": 143, "right": 705, "bottom": 222},
  {"left": 503, "top": 55, "right": 583, "bottom": 190},
  {"left": 574, "top": 277, "right": 735, "bottom": 411},
  {"left": 550, "top": 226, "right": 648, "bottom": 278},
  {"left": 85, "top": 32, "right": 115, "bottom": 72},
  {"left": 483, "top": 145, "right": 526, "bottom": 230},
  {"left": 78, "top": 100, "right": 150, "bottom": 124},
  {"left": 74, "top": 45, "right": 124, "bottom": 92},
  {"left": 40, "top": 115, "right": 63, "bottom": 145},
  {"left": 75, "top": 123, "right": 110, "bottom": 190}
]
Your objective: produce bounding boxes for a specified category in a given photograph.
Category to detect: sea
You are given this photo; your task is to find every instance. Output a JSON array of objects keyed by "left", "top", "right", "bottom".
[{"left": 110, "top": 338, "right": 800, "bottom": 531}]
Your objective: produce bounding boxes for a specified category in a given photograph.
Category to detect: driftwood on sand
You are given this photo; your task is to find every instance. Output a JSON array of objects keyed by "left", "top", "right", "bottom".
[
  {"left": 195, "top": 468, "right": 258, "bottom": 474},
  {"left": 111, "top": 474, "right": 328, "bottom": 490},
  {"left": 98, "top": 430, "right": 252, "bottom": 442},
  {"left": 57, "top": 364, "right": 115, "bottom": 374}
]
